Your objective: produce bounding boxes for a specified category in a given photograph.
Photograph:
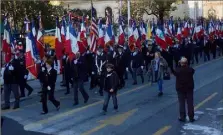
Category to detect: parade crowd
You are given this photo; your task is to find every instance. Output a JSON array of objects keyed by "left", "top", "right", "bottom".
[{"left": 1, "top": 33, "right": 223, "bottom": 115}]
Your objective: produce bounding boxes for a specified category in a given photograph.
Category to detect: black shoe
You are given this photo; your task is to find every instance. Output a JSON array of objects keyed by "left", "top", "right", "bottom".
[
  {"left": 73, "top": 102, "right": 79, "bottom": 106},
  {"left": 20, "top": 95, "right": 25, "bottom": 98},
  {"left": 99, "top": 92, "right": 103, "bottom": 96},
  {"left": 132, "top": 82, "right": 137, "bottom": 85},
  {"left": 1, "top": 106, "right": 10, "bottom": 110},
  {"left": 142, "top": 80, "right": 144, "bottom": 84},
  {"left": 84, "top": 97, "right": 89, "bottom": 103},
  {"left": 189, "top": 118, "right": 195, "bottom": 122},
  {"left": 38, "top": 91, "right": 43, "bottom": 94},
  {"left": 27, "top": 89, "right": 33, "bottom": 96},
  {"left": 56, "top": 105, "right": 60, "bottom": 111},
  {"left": 13, "top": 106, "right": 19, "bottom": 110},
  {"left": 64, "top": 92, "right": 70, "bottom": 95},
  {"left": 60, "top": 84, "right": 66, "bottom": 87},
  {"left": 41, "top": 112, "right": 48, "bottom": 115},
  {"left": 178, "top": 117, "right": 186, "bottom": 122},
  {"left": 158, "top": 92, "right": 163, "bottom": 97},
  {"left": 101, "top": 110, "right": 107, "bottom": 115}
]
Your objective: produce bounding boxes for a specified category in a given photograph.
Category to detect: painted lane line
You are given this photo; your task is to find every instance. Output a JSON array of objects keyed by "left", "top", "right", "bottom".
[
  {"left": 24, "top": 84, "right": 150, "bottom": 130},
  {"left": 153, "top": 126, "right": 172, "bottom": 135},
  {"left": 194, "top": 92, "right": 218, "bottom": 111}
]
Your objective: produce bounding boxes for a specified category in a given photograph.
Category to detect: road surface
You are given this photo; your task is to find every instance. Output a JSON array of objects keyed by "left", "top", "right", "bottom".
[{"left": 1, "top": 56, "right": 223, "bottom": 135}]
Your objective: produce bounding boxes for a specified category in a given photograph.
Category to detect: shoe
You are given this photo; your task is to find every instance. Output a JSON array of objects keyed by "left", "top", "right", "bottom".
[
  {"left": 73, "top": 102, "right": 79, "bottom": 106},
  {"left": 101, "top": 110, "right": 107, "bottom": 115},
  {"left": 1, "top": 106, "right": 10, "bottom": 110},
  {"left": 13, "top": 106, "right": 19, "bottom": 110},
  {"left": 132, "top": 82, "right": 137, "bottom": 85},
  {"left": 99, "top": 92, "right": 103, "bottom": 96},
  {"left": 56, "top": 105, "right": 60, "bottom": 111},
  {"left": 20, "top": 95, "right": 25, "bottom": 98},
  {"left": 27, "top": 89, "right": 33, "bottom": 96},
  {"left": 41, "top": 112, "right": 48, "bottom": 115},
  {"left": 142, "top": 80, "right": 144, "bottom": 84},
  {"left": 38, "top": 91, "right": 43, "bottom": 94},
  {"left": 178, "top": 117, "right": 186, "bottom": 122},
  {"left": 113, "top": 109, "right": 118, "bottom": 113},
  {"left": 189, "top": 118, "right": 195, "bottom": 122},
  {"left": 158, "top": 92, "right": 163, "bottom": 97},
  {"left": 60, "top": 84, "right": 66, "bottom": 87},
  {"left": 64, "top": 92, "right": 70, "bottom": 95},
  {"left": 84, "top": 97, "right": 89, "bottom": 103}
]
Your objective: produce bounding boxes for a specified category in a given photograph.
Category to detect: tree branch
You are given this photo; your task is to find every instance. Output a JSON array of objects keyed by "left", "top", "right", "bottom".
[{"left": 142, "top": 8, "right": 158, "bottom": 17}]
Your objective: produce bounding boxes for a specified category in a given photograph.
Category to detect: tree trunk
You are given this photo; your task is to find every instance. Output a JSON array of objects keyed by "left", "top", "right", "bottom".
[{"left": 158, "top": 11, "right": 164, "bottom": 25}]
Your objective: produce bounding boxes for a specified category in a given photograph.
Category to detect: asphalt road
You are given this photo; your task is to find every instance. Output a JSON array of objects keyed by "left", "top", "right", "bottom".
[{"left": 1, "top": 56, "right": 223, "bottom": 135}]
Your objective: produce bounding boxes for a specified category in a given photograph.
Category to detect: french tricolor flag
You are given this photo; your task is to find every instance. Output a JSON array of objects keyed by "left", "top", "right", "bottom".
[
  {"left": 97, "top": 18, "right": 105, "bottom": 48},
  {"left": 25, "top": 25, "right": 38, "bottom": 78},
  {"left": 80, "top": 17, "right": 88, "bottom": 49},
  {"left": 133, "top": 20, "right": 141, "bottom": 49},
  {"left": 118, "top": 16, "right": 125, "bottom": 46},
  {"left": 104, "top": 17, "right": 113, "bottom": 46},
  {"left": 61, "top": 16, "right": 66, "bottom": 44},
  {"left": 176, "top": 22, "right": 182, "bottom": 42},
  {"left": 128, "top": 19, "right": 135, "bottom": 51},
  {"left": 36, "top": 15, "right": 45, "bottom": 59},
  {"left": 182, "top": 21, "right": 190, "bottom": 38},
  {"left": 55, "top": 17, "right": 63, "bottom": 59},
  {"left": 68, "top": 23, "right": 79, "bottom": 60},
  {"left": 155, "top": 25, "right": 167, "bottom": 50},
  {"left": 2, "top": 17, "right": 12, "bottom": 63},
  {"left": 140, "top": 21, "right": 147, "bottom": 42}
]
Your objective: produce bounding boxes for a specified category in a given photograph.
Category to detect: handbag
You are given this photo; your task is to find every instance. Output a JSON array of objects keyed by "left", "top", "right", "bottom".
[{"left": 163, "top": 71, "right": 170, "bottom": 80}]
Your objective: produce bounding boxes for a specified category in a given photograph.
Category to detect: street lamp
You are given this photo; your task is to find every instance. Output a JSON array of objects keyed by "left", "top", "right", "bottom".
[{"left": 49, "top": 1, "right": 61, "bottom": 6}]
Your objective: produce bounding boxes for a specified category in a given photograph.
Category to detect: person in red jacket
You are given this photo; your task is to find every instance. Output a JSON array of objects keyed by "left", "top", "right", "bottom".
[{"left": 171, "top": 57, "right": 195, "bottom": 122}]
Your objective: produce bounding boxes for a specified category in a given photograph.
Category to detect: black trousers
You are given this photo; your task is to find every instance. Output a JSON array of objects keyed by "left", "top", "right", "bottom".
[
  {"left": 193, "top": 49, "right": 199, "bottom": 64},
  {"left": 116, "top": 69, "right": 125, "bottom": 88},
  {"left": 99, "top": 73, "right": 105, "bottom": 94},
  {"left": 204, "top": 51, "right": 210, "bottom": 61},
  {"left": 65, "top": 73, "right": 72, "bottom": 93},
  {"left": 103, "top": 92, "right": 118, "bottom": 112},
  {"left": 177, "top": 91, "right": 194, "bottom": 120},
  {"left": 42, "top": 86, "right": 60, "bottom": 113},
  {"left": 73, "top": 80, "right": 89, "bottom": 104},
  {"left": 211, "top": 49, "right": 216, "bottom": 59},
  {"left": 90, "top": 74, "right": 97, "bottom": 89},
  {"left": 19, "top": 79, "right": 33, "bottom": 96},
  {"left": 3, "top": 84, "right": 20, "bottom": 108}
]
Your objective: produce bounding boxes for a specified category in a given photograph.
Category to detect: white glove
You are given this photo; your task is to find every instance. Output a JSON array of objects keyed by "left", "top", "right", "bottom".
[
  {"left": 126, "top": 68, "right": 129, "bottom": 72},
  {"left": 9, "top": 65, "right": 14, "bottom": 71},
  {"left": 24, "top": 75, "right": 27, "bottom": 79},
  {"left": 113, "top": 52, "right": 116, "bottom": 58},
  {"left": 92, "top": 72, "right": 95, "bottom": 75},
  {"left": 63, "top": 55, "right": 66, "bottom": 59},
  {"left": 47, "top": 86, "right": 51, "bottom": 91},
  {"left": 42, "top": 67, "right": 45, "bottom": 72},
  {"left": 141, "top": 66, "right": 144, "bottom": 69},
  {"left": 74, "top": 60, "right": 78, "bottom": 64}
]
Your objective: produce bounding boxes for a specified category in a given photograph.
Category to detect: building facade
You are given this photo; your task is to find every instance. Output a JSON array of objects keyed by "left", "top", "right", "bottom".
[{"left": 61, "top": 0, "right": 223, "bottom": 22}]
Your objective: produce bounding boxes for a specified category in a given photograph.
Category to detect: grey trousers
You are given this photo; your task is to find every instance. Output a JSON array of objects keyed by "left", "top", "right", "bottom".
[{"left": 3, "top": 84, "right": 20, "bottom": 108}]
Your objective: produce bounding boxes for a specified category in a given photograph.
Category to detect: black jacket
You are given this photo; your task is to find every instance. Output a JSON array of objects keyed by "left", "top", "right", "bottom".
[
  {"left": 95, "top": 52, "right": 107, "bottom": 73},
  {"left": 114, "top": 52, "right": 127, "bottom": 71},
  {"left": 42, "top": 68, "right": 57, "bottom": 89},
  {"left": 3, "top": 59, "right": 20, "bottom": 84},
  {"left": 172, "top": 66, "right": 195, "bottom": 92},
  {"left": 131, "top": 52, "right": 143, "bottom": 69},
  {"left": 71, "top": 56, "right": 88, "bottom": 82},
  {"left": 104, "top": 71, "right": 119, "bottom": 93}
]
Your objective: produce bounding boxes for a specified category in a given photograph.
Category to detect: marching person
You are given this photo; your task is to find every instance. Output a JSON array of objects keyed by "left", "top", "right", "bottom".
[
  {"left": 95, "top": 46, "right": 107, "bottom": 96},
  {"left": 114, "top": 45, "right": 127, "bottom": 89},
  {"left": 64, "top": 53, "right": 73, "bottom": 95},
  {"left": 131, "top": 47, "right": 144, "bottom": 85},
  {"left": 102, "top": 63, "right": 119, "bottom": 115},
  {"left": 71, "top": 52, "right": 89, "bottom": 105},
  {"left": 171, "top": 57, "right": 195, "bottom": 122},
  {"left": 16, "top": 51, "right": 33, "bottom": 97},
  {"left": 41, "top": 58, "right": 60, "bottom": 114},
  {"left": 2, "top": 56, "right": 20, "bottom": 110},
  {"left": 149, "top": 52, "right": 168, "bottom": 96},
  {"left": 203, "top": 36, "right": 211, "bottom": 62}
]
